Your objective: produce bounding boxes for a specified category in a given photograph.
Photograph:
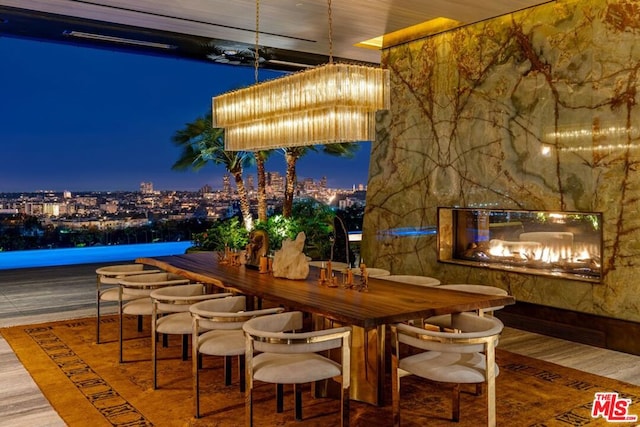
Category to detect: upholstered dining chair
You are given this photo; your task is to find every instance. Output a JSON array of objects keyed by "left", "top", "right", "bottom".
[
  {"left": 421, "top": 284, "right": 509, "bottom": 331},
  {"left": 352, "top": 267, "right": 391, "bottom": 277},
  {"left": 381, "top": 275, "right": 441, "bottom": 287},
  {"left": 438, "top": 284, "right": 509, "bottom": 315},
  {"left": 243, "top": 311, "right": 352, "bottom": 426},
  {"left": 308, "top": 260, "right": 350, "bottom": 271},
  {"left": 95, "top": 264, "right": 160, "bottom": 344},
  {"left": 190, "top": 296, "right": 284, "bottom": 418},
  {"left": 117, "top": 272, "right": 190, "bottom": 363},
  {"left": 150, "top": 284, "right": 232, "bottom": 389},
  {"left": 391, "top": 313, "right": 504, "bottom": 427}
]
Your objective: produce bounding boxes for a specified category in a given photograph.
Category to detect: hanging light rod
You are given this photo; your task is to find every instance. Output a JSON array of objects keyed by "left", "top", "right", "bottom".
[{"left": 62, "top": 30, "right": 177, "bottom": 50}]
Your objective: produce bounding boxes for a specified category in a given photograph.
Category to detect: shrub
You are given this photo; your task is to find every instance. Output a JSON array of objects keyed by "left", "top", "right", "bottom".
[{"left": 191, "top": 217, "right": 248, "bottom": 251}]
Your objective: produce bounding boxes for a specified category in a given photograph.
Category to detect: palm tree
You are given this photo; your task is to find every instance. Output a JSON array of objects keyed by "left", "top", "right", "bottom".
[
  {"left": 282, "top": 146, "right": 307, "bottom": 218},
  {"left": 254, "top": 150, "right": 272, "bottom": 222},
  {"left": 281, "top": 142, "right": 360, "bottom": 217},
  {"left": 171, "top": 112, "right": 255, "bottom": 230}
]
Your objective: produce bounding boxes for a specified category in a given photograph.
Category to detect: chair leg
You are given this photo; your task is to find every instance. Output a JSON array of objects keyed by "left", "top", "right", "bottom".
[
  {"left": 96, "top": 289, "right": 101, "bottom": 344},
  {"left": 452, "top": 383, "right": 461, "bottom": 422},
  {"left": 193, "top": 320, "right": 201, "bottom": 418},
  {"left": 118, "top": 299, "right": 124, "bottom": 363},
  {"left": 182, "top": 334, "right": 189, "bottom": 361},
  {"left": 392, "top": 355, "right": 401, "bottom": 427},
  {"left": 341, "top": 383, "right": 350, "bottom": 427},
  {"left": 276, "top": 384, "right": 284, "bottom": 413},
  {"left": 224, "top": 355, "right": 233, "bottom": 386},
  {"left": 194, "top": 351, "right": 200, "bottom": 418},
  {"left": 294, "top": 384, "right": 302, "bottom": 421},
  {"left": 137, "top": 314, "right": 143, "bottom": 332},
  {"left": 239, "top": 355, "right": 245, "bottom": 393},
  {"left": 152, "top": 319, "right": 158, "bottom": 390},
  {"left": 246, "top": 386, "right": 254, "bottom": 427}
]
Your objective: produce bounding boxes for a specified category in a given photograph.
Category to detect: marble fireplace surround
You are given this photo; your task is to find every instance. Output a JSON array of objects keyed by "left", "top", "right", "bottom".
[{"left": 362, "top": 0, "right": 640, "bottom": 323}]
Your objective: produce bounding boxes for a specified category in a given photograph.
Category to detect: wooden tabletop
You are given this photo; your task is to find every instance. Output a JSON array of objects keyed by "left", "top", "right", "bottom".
[{"left": 137, "top": 252, "right": 515, "bottom": 329}]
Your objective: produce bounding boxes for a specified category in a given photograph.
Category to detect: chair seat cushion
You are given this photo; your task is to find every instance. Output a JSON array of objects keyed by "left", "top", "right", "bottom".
[
  {"left": 399, "top": 351, "right": 499, "bottom": 384},
  {"left": 252, "top": 352, "right": 341, "bottom": 384},
  {"left": 198, "top": 330, "right": 244, "bottom": 356},
  {"left": 123, "top": 298, "right": 152, "bottom": 315},
  {"left": 156, "top": 312, "right": 201, "bottom": 335}
]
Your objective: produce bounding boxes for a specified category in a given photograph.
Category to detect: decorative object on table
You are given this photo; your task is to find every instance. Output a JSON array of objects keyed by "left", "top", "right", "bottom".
[
  {"left": 358, "top": 262, "right": 369, "bottom": 292},
  {"left": 342, "top": 268, "right": 354, "bottom": 288},
  {"left": 272, "top": 232, "right": 310, "bottom": 279},
  {"left": 218, "top": 246, "right": 229, "bottom": 264},
  {"left": 318, "top": 261, "right": 328, "bottom": 285},
  {"left": 230, "top": 250, "right": 244, "bottom": 266},
  {"left": 245, "top": 229, "right": 269, "bottom": 270}
]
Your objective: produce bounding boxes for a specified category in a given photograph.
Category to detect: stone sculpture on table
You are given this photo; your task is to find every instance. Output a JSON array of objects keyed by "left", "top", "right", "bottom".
[{"left": 272, "top": 232, "right": 309, "bottom": 280}]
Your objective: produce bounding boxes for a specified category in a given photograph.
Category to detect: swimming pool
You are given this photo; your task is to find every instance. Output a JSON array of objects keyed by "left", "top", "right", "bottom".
[{"left": 0, "top": 241, "right": 193, "bottom": 270}]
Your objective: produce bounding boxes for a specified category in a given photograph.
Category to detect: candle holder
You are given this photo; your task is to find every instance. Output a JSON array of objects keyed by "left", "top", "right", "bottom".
[
  {"left": 341, "top": 268, "right": 354, "bottom": 289},
  {"left": 357, "top": 263, "right": 369, "bottom": 292},
  {"left": 318, "top": 263, "right": 328, "bottom": 285},
  {"left": 259, "top": 256, "right": 268, "bottom": 273}
]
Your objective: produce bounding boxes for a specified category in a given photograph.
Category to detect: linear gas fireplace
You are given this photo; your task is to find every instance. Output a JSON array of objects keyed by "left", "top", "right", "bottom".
[{"left": 437, "top": 208, "right": 603, "bottom": 282}]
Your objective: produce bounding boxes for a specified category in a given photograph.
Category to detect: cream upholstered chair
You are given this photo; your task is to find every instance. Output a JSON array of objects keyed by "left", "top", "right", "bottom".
[
  {"left": 243, "top": 311, "right": 351, "bottom": 426},
  {"left": 308, "top": 260, "right": 350, "bottom": 270},
  {"left": 391, "top": 313, "right": 504, "bottom": 427},
  {"left": 95, "top": 264, "right": 160, "bottom": 344},
  {"left": 422, "top": 284, "right": 509, "bottom": 330},
  {"left": 150, "top": 284, "right": 232, "bottom": 389},
  {"left": 438, "top": 284, "right": 509, "bottom": 315},
  {"left": 381, "top": 275, "right": 441, "bottom": 287},
  {"left": 117, "top": 272, "right": 190, "bottom": 363},
  {"left": 352, "top": 267, "right": 390, "bottom": 277},
  {"left": 190, "top": 296, "right": 284, "bottom": 418}
]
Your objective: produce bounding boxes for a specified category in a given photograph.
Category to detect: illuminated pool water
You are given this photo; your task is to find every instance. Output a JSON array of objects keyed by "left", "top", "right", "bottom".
[{"left": 0, "top": 242, "right": 193, "bottom": 270}]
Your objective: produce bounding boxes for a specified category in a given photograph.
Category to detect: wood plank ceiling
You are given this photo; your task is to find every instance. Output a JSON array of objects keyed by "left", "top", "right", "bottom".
[{"left": 0, "top": 0, "right": 554, "bottom": 70}]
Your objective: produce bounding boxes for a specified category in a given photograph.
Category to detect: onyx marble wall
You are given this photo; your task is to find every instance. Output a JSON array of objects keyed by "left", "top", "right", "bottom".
[{"left": 362, "top": 0, "right": 640, "bottom": 322}]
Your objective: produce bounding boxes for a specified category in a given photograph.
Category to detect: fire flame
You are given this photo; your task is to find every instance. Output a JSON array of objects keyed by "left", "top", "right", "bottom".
[{"left": 488, "top": 239, "right": 599, "bottom": 266}]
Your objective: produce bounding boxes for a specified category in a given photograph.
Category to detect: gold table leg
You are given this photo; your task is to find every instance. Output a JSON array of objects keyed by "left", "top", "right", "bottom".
[{"left": 313, "top": 315, "right": 385, "bottom": 406}]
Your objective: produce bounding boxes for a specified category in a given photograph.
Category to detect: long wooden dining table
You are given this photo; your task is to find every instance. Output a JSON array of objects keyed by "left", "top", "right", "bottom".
[{"left": 136, "top": 252, "right": 515, "bottom": 406}]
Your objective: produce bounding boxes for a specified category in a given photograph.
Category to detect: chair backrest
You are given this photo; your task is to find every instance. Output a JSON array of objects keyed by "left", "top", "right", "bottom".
[
  {"left": 438, "top": 284, "right": 509, "bottom": 313},
  {"left": 151, "top": 284, "right": 232, "bottom": 313},
  {"left": 308, "top": 261, "right": 350, "bottom": 271},
  {"left": 353, "top": 267, "right": 390, "bottom": 277},
  {"left": 96, "top": 264, "right": 160, "bottom": 285},
  {"left": 119, "top": 272, "right": 190, "bottom": 297},
  {"left": 381, "top": 275, "right": 441, "bottom": 287},
  {"left": 243, "top": 311, "right": 351, "bottom": 354},
  {"left": 96, "top": 264, "right": 145, "bottom": 276},
  {"left": 395, "top": 313, "right": 503, "bottom": 354},
  {"left": 190, "top": 296, "right": 285, "bottom": 330}
]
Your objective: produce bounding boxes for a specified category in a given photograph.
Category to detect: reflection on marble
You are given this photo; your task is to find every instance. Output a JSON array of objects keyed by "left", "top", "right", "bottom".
[{"left": 363, "top": 0, "right": 640, "bottom": 321}]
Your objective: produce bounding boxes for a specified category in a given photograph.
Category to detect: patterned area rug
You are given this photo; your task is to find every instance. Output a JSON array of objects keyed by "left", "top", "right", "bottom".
[{"left": 2, "top": 316, "right": 640, "bottom": 426}]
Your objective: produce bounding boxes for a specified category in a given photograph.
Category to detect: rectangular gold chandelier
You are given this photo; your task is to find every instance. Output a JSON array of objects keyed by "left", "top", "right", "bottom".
[{"left": 212, "top": 63, "right": 390, "bottom": 151}]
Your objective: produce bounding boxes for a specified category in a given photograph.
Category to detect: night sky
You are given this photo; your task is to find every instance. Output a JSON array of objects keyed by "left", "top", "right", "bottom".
[{"left": 1, "top": 37, "right": 372, "bottom": 193}]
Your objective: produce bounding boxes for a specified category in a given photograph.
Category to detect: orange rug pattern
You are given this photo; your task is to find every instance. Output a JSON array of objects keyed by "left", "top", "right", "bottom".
[{"left": 3, "top": 316, "right": 640, "bottom": 426}]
